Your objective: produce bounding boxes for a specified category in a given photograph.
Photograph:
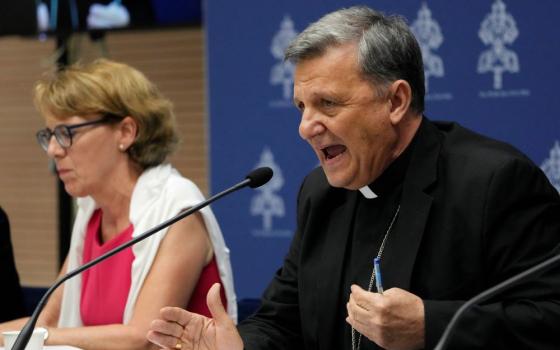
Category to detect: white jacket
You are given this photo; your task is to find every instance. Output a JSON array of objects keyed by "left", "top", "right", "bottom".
[{"left": 58, "top": 164, "right": 237, "bottom": 326}]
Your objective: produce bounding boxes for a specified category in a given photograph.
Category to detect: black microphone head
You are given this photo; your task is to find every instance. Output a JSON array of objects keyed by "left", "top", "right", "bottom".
[{"left": 246, "top": 167, "right": 273, "bottom": 188}]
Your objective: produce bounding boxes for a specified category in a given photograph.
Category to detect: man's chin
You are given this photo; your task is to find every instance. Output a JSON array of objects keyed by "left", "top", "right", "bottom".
[{"left": 324, "top": 172, "right": 359, "bottom": 190}]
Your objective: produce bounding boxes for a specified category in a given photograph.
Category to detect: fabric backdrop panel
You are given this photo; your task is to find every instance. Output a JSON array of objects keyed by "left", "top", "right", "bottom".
[{"left": 206, "top": 0, "right": 560, "bottom": 299}]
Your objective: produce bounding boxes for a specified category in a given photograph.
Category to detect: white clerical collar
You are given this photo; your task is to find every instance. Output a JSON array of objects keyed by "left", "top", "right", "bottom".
[{"left": 359, "top": 185, "right": 378, "bottom": 199}]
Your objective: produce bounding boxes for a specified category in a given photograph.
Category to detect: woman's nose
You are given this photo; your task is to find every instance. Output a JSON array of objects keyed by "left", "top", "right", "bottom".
[{"left": 46, "top": 136, "right": 65, "bottom": 158}]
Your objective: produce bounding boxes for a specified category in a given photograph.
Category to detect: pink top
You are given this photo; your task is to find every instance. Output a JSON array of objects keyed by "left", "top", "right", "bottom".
[
  {"left": 186, "top": 257, "right": 227, "bottom": 317},
  {"left": 79, "top": 209, "right": 228, "bottom": 324},
  {"left": 80, "top": 209, "right": 134, "bottom": 325}
]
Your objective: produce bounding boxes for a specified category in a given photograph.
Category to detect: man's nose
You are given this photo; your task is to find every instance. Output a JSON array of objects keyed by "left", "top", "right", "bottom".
[{"left": 298, "top": 110, "right": 326, "bottom": 140}]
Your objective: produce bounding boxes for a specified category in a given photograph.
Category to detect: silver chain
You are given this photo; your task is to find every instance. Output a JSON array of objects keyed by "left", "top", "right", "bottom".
[{"left": 351, "top": 205, "right": 400, "bottom": 350}]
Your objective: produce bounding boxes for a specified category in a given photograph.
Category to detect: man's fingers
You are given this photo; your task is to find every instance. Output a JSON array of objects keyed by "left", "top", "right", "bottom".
[
  {"left": 349, "top": 289, "right": 369, "bottom": 311},
  {"left": 350, "top": 284, "right": 367, "bottom": 296},
  {"left": 160, "top": 306, "right": 196, "bottom": 327},
  {"left": 350, "top": 284, "right": 383, "bottom": 309},
  {"left": 347, "top": 300, "right": 370, "bottom": 326},
  {"left": 148, "top": 317, "right": 189, "bottom": 350},
  {"left": 150, "top": 318, "right": 184, "bottom": 338},
  {"left": 147, "top": 329, "right": 181, "bottom": 349}
]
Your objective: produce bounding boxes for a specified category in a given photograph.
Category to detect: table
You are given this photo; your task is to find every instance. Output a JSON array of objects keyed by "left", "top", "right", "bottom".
[{"left": 0, "top": 347, "right": 81, "bottom": 350}]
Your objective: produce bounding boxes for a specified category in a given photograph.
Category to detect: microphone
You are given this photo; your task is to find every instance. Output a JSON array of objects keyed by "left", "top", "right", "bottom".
[
  {"left": 246, "top": 166, "right": 273, "bottom": 188},
  {"left": 434, "top": 250, "right": 560, "bottom": 350},
  {"left": 12, "top": 167, "right": 273, "bottom": 350}
]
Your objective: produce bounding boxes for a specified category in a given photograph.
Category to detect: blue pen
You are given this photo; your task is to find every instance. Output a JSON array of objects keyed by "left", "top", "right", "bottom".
[{"left": 374, "top": 257, "right": 384, "bottom": 294}]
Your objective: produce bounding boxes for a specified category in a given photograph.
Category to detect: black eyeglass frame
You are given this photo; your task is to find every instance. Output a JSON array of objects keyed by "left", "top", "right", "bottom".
[{"left": 36, "top": 115, "right": 120, "bottom": 152}]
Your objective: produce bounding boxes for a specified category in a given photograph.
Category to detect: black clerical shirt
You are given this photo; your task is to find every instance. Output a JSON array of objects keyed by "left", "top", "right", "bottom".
[{"left": 333, "top": 143, "right": 414, "bottom": 350}]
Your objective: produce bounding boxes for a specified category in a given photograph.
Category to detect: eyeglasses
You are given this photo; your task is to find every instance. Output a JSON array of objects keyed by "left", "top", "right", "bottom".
[{"left": 36, "top": 116, "right": 114, "bottom": 152}]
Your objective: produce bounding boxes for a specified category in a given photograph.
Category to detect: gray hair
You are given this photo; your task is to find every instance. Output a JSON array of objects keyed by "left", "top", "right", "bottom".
[{"left": 285, "top": 6, "right": 425, "bottom": 113}]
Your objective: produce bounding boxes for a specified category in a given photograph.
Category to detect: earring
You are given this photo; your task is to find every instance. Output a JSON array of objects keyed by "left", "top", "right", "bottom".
[{"left": 119, "top": 144, "right": 125, "bottom": 151}]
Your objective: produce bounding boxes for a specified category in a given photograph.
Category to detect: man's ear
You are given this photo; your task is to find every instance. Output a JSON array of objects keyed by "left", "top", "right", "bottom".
[
  {"left": 117, "top": 116, "right": 138, "bottom": 150},
  {"left": 388, "top": 80, "right": 412, "bottom": 125}
]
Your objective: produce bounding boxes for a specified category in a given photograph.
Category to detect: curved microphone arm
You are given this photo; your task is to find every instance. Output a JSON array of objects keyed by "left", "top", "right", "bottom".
[
  {"left": 12, "top": 167, "right": 272, "bottom": 350},
  {"left": 434, "top": 252, "right": 560, "bottom": 350}
]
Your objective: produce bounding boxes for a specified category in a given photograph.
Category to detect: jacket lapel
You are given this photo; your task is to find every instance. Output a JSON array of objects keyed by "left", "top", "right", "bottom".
[{"left": 383, "top": 119, "right": 440, "bottom": 290}]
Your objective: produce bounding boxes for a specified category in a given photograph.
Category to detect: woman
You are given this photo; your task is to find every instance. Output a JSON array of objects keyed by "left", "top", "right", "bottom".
[{"left": 0, "top": 59, "right": 236, "bottom": 349}]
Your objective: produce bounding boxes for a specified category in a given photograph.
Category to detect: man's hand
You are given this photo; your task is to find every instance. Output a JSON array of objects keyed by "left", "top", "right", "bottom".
[
  {"left": 147, "top": 283, "right": 243, "bottom": 350},
  {"left": 346, "top": 285, "right": 425, "bottom": 350}
]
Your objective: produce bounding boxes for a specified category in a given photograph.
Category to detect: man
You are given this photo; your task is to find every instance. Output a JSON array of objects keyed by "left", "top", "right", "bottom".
[{"left": 147, "top": 6, "right": 560, "bottom": 350}]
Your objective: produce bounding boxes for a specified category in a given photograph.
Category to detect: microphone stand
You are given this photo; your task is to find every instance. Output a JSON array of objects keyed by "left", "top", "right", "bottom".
[
  {"left": 434, "top": 251, "right": 560, "bottom": 350},
  {"left": 12, "top": 167, "right": 271, "bottom": 350}
]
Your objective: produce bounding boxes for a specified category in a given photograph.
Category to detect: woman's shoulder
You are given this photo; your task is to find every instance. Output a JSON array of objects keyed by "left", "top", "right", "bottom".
[
  {"left": 138, "top": 164, "right": 203, "bottom": 198},
  {"left": 164, "top": 167, "right": 205, "bottom": 200}
]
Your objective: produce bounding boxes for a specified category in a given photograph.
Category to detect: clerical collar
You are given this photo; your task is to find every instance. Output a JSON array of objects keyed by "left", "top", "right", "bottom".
[
  {"left": 359, "top": 186, "right": 378, "bottom": 199},
  {"left": 358, "top": 133, "right": 417, "bottom": 199}
]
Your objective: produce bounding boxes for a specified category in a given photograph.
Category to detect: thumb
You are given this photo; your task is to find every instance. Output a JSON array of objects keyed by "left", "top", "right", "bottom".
[{"left": 207, "top": 283, "right": 231, "bottom": 325}]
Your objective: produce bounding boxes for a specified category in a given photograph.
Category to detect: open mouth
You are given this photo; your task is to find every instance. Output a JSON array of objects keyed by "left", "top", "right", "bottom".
[{"left": 322, "top": 145, "right": 347, "bottom": 160}]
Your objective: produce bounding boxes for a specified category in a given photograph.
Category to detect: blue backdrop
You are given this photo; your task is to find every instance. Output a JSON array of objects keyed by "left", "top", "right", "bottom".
[{"left": 205, "top": 0, "right": 560, "bottom": 299}]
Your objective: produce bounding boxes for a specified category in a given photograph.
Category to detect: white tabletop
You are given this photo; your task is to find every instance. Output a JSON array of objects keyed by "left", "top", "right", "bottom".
[{"left": 0, "top": 347, "right": 81, "bottom": 350}]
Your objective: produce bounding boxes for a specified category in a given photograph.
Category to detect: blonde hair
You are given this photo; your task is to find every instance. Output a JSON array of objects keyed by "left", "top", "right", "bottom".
[{"left": 33, "top": 58, "right": 179, "bottom": 169}]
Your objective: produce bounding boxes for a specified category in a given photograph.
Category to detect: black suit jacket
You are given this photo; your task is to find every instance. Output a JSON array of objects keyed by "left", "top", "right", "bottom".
[
  {"left": 0, "top": 207, "right": 26, "bottom": 321},
  {"left": 239, "top": 118, "right": 560, "bottom": 349}
]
